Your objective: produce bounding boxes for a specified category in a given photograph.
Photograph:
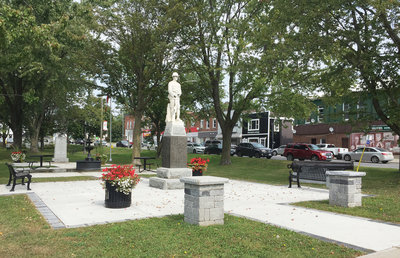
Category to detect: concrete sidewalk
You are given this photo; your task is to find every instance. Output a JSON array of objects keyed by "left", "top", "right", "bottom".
[{"left": 1, "top": 176, "right": 400, "bottom": 254}]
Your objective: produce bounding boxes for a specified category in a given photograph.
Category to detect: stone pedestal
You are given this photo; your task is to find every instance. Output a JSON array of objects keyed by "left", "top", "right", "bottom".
[
  {"left": 161, "top": 136, "right": 187, "bottom": 168},
  {"left": 149, "top": 120, "right": 192, "bottom": 190},
  {"left": 149, "top": 167, "right": 192, "bottom": 190},
  {"left": 326, "top": 171, "right": 366, "bottom": 207},
  {"left": 53, "top": 135, "right": 69, "bottom": 163},
  {"left": 180, "top": 176, "right": 229, "bottom": 226}
]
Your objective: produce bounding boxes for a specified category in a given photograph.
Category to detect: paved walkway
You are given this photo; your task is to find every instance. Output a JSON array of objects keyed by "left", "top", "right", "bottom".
[{"left": 2, "top": 165, "right": 400, "bottom": 255}]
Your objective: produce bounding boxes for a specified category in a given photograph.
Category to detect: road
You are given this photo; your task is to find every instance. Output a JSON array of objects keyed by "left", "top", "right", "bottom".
[{"left": 270, "top": 155, "right": 400, "bottom": 169}]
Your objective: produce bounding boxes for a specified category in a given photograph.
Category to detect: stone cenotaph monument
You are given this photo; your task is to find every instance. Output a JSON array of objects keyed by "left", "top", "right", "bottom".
[
  {"left": 149, "top": 72, "right": 192, "bottom": 189},
  {"left": 53, "top": 134, "right": 69, "bottom": 163}
]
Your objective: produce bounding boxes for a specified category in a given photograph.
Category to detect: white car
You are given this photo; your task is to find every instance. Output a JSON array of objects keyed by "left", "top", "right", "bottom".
[
  {"left": 316, "top": 143, "right": 348, "bottom": 158},
  {"left": 272, "top": 145, "right": 286, "bottom": 156},
  {"left": 342, "top": 147, "right": 394, "bottom": 163},
  {"left": 187, "top": 143, "right": 205, "bottom": 154}
]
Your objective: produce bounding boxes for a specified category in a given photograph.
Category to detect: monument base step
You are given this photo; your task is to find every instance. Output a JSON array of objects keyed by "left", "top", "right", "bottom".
[
  {"left": 149, "top": 177, "right": 186, "bottom": 190},
  {"left": 157, "top": 167, "right": 192, "bottom": 179}
]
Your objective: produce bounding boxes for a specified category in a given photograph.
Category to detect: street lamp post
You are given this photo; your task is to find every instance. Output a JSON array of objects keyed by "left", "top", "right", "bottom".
[
  {"left": 109, "top": 96, "right": 112, "bottom": 162},
  {"left": 100, "top": 97, "right": 103, "bottom": 151}
]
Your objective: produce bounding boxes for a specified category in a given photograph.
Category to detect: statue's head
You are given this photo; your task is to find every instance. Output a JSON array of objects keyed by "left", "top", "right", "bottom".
[{"left": 172, "top": 72, "right": 179, "bottom": 79}]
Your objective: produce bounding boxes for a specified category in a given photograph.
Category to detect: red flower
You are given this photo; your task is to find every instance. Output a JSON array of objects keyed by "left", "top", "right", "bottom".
[{"left": 188, "top": 157, "right": 210, "bottom": 173}]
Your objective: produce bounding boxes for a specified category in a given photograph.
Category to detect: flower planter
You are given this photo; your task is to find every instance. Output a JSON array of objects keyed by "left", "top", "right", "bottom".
[
  {"left": 192, "top": 170, "right": 203, "bottom": 176},
  {"left": 105, "top": 181, "right": 131, "bottom": 208}
]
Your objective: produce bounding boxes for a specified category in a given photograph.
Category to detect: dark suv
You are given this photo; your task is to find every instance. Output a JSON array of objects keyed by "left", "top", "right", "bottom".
[
  {"left": 283, "top": 143, "right": 332, "bottom": 161},
  {"left": 204, "top": 141, "right": 236, "bottom": 156},
  {"left": 235, "top": 142, "right": 272, "bottom": 159}
]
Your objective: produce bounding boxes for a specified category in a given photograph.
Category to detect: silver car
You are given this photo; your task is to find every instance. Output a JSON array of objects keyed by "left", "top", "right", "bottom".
[
  {"left": 187, "top": 143, "right": 205, "bottom": 154},
  {"left": 272, "top": 145, "right": 286, "bottom": 156},
  {"left": 342, "top": 147, "right": 394, "bottom": 163}
]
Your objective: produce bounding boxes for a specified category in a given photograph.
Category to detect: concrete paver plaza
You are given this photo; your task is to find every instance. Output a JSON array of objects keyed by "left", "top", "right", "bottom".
[{"left": 1, "top": 173, "right": 400, "bottom": 255}]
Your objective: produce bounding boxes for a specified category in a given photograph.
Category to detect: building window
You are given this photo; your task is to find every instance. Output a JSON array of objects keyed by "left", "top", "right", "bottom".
[
  {"left": 248, "top": 119, "right": 259, "bottom": 131},
  {"left": 206, "top": 120, "right": 210, "bottom": 129},
  {"left": 248, "top": 137, "right": 259, "bottom": 143},
  {"left": 213, "top": 118, "right": 217, "bottom": 128},
  {"left": 260, "top": 138, "right": 266, "bottom": 146},
  {"left": 318, "top": 106, "right": 324, "bottom": 123},
  {"left": 200, "top": 120, "right": 203, "bottom": 128},
  {"left": 274, "top": 123, "right": 279, "bottom": 132},
  {"left": 343, "top": 104, "right": 350, "bottom": 121},
  {"left": 357, "top": 101, "right": 365, "bottom": 119}
]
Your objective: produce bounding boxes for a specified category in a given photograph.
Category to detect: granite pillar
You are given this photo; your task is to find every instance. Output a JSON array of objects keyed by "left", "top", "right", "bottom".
[
  {"left": 326, "top": 171, "right": 366, "bottom": 207},
  {"left": 180, "top": 176, "right": 229, "bottom": 226}
]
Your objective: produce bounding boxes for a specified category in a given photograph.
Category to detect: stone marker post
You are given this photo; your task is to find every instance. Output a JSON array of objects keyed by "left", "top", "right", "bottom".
[
  {"left": 53, "top": 134, "right": 69, "bottom": 163},
  {"left": 180, "top": 176, "right": 229, "bottom": 226},
  {"left": 326, "top": 171, "right": 366, "bottom": 207}
]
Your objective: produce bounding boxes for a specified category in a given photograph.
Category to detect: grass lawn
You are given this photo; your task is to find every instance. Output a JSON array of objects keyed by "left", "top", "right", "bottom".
[
  {"left": 0, "top": 194, "right": 362, "bottom": 257},
  {"left": 293, "top": 167, "right": 400, "bottom": 224},
  {"left": 1, "top": 146, "right": 399, "bottom": 256}
]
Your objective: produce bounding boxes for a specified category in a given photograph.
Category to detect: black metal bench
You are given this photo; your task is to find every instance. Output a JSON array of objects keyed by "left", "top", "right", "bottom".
[
  {"left": 6, "top": 163, "right": 32, "bottom": 192},
  {"left": 287, "top": 161, "right": 354, "bottom": 188}
]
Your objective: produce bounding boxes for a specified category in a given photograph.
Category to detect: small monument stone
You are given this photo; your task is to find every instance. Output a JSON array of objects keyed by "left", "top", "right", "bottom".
[{"left": 53, "top": 134, "right": 69, "bottom": 163}]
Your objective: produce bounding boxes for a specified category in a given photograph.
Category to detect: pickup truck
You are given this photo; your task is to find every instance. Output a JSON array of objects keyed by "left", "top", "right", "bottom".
[{"left": 316, "top": 144, "right": 348, "bottom": 158}]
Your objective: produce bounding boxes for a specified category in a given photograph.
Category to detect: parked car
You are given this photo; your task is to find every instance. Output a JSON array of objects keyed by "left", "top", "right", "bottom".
[
  {"left": 75, "top": 139, "right": 85, "bottom": 145},
  {"left": 230, "top": 144, "right": 237, "bottom": 156},
  {"left": 235, "top": 142, "right": 273, "bottom": 158},
  {"left": 204, "top": 143, "right": 222, "bottom": 155},
  {"left": 116, "top": 140, "right": 132, "bottom": 148},
  {"left": 204, "top": 140, "right": 222, "bottom": 147},
  {"left": 316, "top": 143, "right": 348, "bottom": 158},
  {"left": 272, "top": 145, "right": 286, "bottom": 156},
  {"left": 187, "top": 142, "right": 205, "bottom": 154},
  {"left": 342, "top": 147, "right": 394, "bottom": 163},
  {"left": 283, "top": 143, "right": 333, "bottom": 161},
  {"left": 94, "top": 140, "right": 108, "bottom": 147}
]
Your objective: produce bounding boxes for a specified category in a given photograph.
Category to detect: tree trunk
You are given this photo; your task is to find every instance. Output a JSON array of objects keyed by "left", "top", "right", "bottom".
[
  {"left": 11, "top": 124, "right": 23, "bottom": 150},
  {"left": 220, "top": 125, "right": 234, "bottom": 165},
  {"left": 131, "top": 109, "right": 143, "bottom": 165},
  {"left": 29, "top": 114, "right": 44, "bottom": 153},
  {"left": 40, "top": 136, "right": 45, "bottom": 151},
  {"left": 30, "top": 128, "right": 40, "bottom": 153}
]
